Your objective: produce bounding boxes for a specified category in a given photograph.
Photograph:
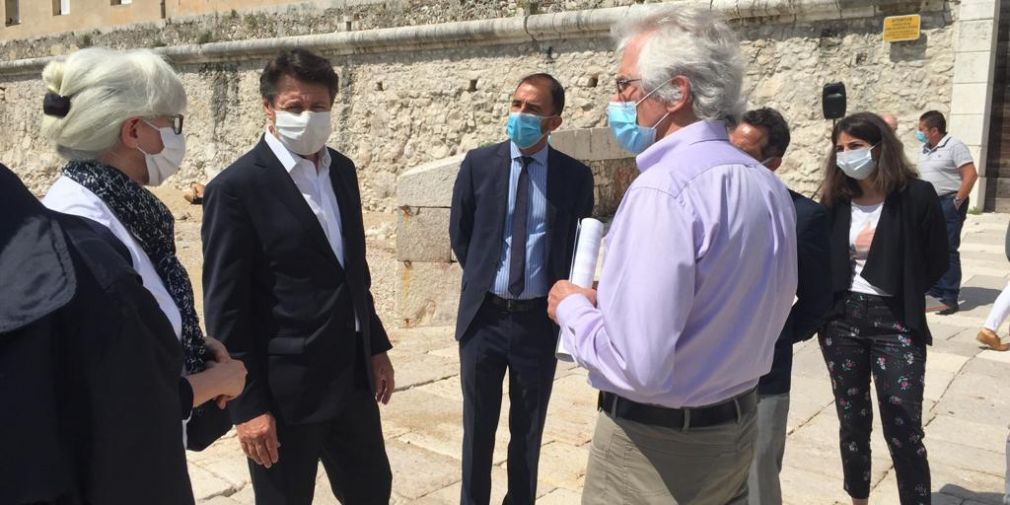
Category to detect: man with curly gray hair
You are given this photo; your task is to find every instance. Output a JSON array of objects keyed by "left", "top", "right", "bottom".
[{"left": 547, "top": 7, "right": 798, "bottom": 504}]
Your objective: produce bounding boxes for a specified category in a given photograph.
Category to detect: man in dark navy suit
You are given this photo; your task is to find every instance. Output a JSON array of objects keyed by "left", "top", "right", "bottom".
[
  {"left": 202, "top": 49, "right": 393, "bottom": 505},
  {"left": 449, "top": 74, "right": 594, "bottom": 505},
  {"left": 730, "top": 108, "right": 833, "bottom": 505}
]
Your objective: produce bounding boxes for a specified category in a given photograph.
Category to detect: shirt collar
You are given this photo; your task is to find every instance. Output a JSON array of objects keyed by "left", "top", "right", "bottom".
[
  {"left": 636, "top": 120, "right": 729, "bottom": 173},
  {"left": 509, "top": 140, "right": 550, "bottom": 167},
  {"left": 922, "top": 133, "right": 952, "bottom": 154},
  {"left": 263, "top": 126, "right": 331, "bottom": 173}
]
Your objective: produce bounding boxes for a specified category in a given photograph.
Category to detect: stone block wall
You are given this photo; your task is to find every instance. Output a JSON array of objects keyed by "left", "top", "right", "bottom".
[
  {"left": 0, "top": 1, "right": 961, "bottom": 211},
  {"left": 0, "top": 0, "right": 980, "bottom": 329},
  {"left": 384, "top": 1, "right": 966, "bottom": 328},
  {"left": 396, "top": 155, "right": 464, "bottom": 327}
]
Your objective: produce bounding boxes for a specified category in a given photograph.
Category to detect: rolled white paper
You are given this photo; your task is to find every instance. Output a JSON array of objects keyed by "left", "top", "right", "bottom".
[{"left": 556, "top": 218, "right": 605, "bottom": 361}]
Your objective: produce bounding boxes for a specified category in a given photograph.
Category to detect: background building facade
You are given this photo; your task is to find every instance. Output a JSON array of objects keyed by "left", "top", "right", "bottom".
[{"left": 0, "top": 0, "right": 1005, "bottom": 212}]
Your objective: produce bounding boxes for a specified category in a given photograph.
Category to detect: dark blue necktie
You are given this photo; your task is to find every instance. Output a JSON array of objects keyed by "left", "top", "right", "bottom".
[{"left": 508, "top": 156, "right": 534, "bottom": 298}]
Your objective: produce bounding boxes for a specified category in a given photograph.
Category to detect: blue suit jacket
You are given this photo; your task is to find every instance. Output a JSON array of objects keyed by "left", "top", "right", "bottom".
[{"left": 449, "top": 141, "right": 594, "bottom": 341}]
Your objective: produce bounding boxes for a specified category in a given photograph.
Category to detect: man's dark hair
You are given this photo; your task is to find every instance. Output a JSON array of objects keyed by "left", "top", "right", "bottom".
[
  {"left": 260, "top": 49, "right": 339, "bottom": 105},
  {"left": 919, "top": 110, "right": 946, "bottom": 134},
  {"left": 741, "top": 107, "right": 791, "bottom": 158},
  {"left": 516, "top": 73, "right": 565, "bottom": 115}
]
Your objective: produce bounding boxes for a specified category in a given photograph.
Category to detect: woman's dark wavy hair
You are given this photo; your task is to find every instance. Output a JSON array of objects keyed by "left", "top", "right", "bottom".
[{"left": 820, "top": 112, "right": 918, "bottom": 207}]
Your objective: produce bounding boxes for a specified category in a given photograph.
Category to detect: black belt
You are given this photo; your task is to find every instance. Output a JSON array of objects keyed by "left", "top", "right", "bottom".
[
  {"left": 485, "top": 293, "right": 547, "bottom": 313},
  {"left": 598, "top": 389, "right": 757, "bottom": 430}
]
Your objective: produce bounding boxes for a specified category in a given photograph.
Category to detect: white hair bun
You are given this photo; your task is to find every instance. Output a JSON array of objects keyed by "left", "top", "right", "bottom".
[
  {"left": 39, "top": 47, "right": 187, "bottom": 162},
  {"left": 41, "top": 59, "right": 66, "bottom": 95}
]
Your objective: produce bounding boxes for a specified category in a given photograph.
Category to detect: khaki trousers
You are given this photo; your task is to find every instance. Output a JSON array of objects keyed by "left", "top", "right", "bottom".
[{"left": 582, "top": 406, "right": 756, "bottom": 505}]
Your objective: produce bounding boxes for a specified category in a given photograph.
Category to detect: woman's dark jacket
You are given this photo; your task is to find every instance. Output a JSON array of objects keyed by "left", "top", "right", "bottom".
[
  {"left": 0, "top": 164, "right": 195, "bottom": 505},
  {"left": 825, "top": 179, "right": 949, "bottom": 344}
]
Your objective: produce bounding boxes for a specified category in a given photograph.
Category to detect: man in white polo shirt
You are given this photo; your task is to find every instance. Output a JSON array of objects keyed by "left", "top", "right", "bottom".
[{"left": 917, "top": 110, "right": 978, "bottom": 315}]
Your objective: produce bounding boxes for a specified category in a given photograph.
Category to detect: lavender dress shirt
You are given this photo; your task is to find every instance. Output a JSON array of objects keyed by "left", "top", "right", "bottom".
[{"left": 556, "top": 120, "right": 798, "bottom": 409}]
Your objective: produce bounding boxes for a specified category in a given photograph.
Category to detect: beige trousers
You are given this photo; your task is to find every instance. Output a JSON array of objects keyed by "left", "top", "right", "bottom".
[{"left": 581, "top": 407, "right": 756, "bottom": 505}]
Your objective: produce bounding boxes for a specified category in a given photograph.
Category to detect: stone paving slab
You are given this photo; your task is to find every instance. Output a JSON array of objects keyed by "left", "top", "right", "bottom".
[
  {"left": 191, "top": 212, "right": 1010, "bottom": 504},
  {"left": 386, "top": 439, "right": 462, "bottom": 501}
]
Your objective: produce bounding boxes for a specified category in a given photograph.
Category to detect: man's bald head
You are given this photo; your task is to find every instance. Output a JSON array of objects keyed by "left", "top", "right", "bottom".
[{"left": 881, "top": 113, "right": 898, "bottom": 132}]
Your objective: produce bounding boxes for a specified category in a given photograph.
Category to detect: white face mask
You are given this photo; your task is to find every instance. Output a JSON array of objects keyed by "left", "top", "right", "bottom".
[
  {"left": 138, "top": 121, "right": 186, "bottom": 187},
  {"left": 836, "top": 145, "right": 878, "bottom": 180},
  {"left": 274, "top": 110, "right": 332, "bottom": 156}
]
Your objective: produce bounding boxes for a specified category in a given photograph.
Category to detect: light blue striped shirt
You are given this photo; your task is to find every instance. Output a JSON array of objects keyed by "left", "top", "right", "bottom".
[{"left": 491, "top": 142, "right": 550, "bottom": 300}]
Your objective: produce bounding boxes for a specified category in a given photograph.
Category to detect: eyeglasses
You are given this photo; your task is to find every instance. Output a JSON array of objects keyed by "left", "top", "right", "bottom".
[
  {"left": 145, "top": 114, "right": 185, "bottom": 135},
  {"left": 615, "top": 77, "right": 642, "bottom": 95},
  {"left": 167, "top": 114, "right": 185, "bottom": 135}
]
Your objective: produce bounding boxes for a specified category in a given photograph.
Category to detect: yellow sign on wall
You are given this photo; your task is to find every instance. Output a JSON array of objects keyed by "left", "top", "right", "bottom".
[{"left": 883, "top": 15, "right": 921, "bottom": 42}]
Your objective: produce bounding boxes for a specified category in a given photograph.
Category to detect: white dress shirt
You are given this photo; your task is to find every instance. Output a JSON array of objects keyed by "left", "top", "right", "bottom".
[
  {"left": 43, "top": 176, "right": 184, "bottom": 341},
  {"left": 263, "top": 128, "right": 359, "bottom": 330}
]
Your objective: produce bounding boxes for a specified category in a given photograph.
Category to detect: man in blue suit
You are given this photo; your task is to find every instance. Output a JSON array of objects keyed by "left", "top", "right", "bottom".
[{"left": 449, "top": 73, "right": 594, "bottom": 505}]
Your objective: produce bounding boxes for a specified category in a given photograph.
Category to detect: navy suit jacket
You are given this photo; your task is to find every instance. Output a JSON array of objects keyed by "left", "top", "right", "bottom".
[
  {"left": 758, "top": 190, "right": 833, "bottom": 395},
  {"left": 449, "top": 141, "right": 594, "bottom": 341},
  {"left": 202, "top": 137, "right": 391, "bottom": 425}
]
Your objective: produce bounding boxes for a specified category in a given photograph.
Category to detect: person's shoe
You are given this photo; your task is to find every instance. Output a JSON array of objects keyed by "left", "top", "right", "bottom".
[
  {"left": 925, "top": 295, "right": 947, "bottom": 313},
  {"left": 937, "top": 300, "right": 959, "bottom": 315},
  {"left": 977, "top": 328, "right": 1010, "bottom": 351}
]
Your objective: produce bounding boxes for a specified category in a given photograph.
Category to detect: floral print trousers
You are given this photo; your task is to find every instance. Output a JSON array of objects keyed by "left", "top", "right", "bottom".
[{"left": 820, "top": 292, "right": 930, "bottom": 505}]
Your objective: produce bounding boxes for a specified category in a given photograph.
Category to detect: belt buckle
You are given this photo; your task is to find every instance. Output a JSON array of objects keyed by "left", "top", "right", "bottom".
[{"left": 505, "top": 299, "right": 517, "bottom": 312}]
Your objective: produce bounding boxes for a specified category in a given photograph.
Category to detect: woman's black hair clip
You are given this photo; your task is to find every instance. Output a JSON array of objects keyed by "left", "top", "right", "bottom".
[{"left": 43, "top": 92, "right": 72, "bottom": 118}]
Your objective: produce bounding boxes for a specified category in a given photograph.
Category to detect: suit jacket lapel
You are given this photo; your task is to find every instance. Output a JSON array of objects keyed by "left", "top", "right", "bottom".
[
  {"left": 491, "top": 142, "right": 511, "bottom": 245},
  {"left": 830, "top": 200, "right": 852, "bottom": 293},
  {"left": 327, "top": 155, "right": 355, "bottom": 268},
  {"left": 254, "top": 138, "right": 339, "bottom": 266},
  {"left": 545, "top": 147, "right": 563, "bottom": 279}
]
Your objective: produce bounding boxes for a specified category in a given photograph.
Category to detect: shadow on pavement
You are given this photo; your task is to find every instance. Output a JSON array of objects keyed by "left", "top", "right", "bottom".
[
  {"left": 959, "top": 286, "right": 1005, "bottom": 312},
  {"left": 935, "top": 483, "right": 1004, "bottom": 504}
]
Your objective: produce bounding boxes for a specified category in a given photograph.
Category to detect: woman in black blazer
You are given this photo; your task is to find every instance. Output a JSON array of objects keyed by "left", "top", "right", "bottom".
[{"left": 818, "top": 112, "right": 948, "bottom": 505}]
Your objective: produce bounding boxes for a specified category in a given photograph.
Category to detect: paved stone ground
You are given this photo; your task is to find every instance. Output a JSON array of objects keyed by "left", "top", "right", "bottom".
[{"left": 189, "top": 212, "right": 1010, "bottom": 505}]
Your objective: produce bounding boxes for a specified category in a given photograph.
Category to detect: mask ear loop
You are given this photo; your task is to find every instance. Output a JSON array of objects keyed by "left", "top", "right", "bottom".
[
  {"left": 651, "top": 111, "right": 672, "bottom": 130},
  {"left": 136, "top": 120, "right": 173, "bottom": 157},
  {"left": 633, "top": 79, "right": 672, "bottom": 107},
  {"left": 135, "top": 120, "right": 155, "bottom": 157},
  {"left": 633, "top": 80, "right": 676, "bottom": 130}
]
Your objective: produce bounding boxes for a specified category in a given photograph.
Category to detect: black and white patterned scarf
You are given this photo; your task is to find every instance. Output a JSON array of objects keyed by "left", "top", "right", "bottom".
[{"left": 64, "top": 159, "right": 209, "bottom": 374}]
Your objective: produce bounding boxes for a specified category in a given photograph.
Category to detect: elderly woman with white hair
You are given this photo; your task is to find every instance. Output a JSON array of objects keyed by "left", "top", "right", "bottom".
[{"left": 39, "top": 47, "right": 246, "bottom": 448}]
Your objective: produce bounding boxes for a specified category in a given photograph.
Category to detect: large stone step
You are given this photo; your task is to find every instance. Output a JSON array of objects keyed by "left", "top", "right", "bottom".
[
  {"left": 994, "top": 177, "right": 1010, "bottom": 198},
  {"left": 995, "top": 196, "right": 1010, "bottom": 213}
]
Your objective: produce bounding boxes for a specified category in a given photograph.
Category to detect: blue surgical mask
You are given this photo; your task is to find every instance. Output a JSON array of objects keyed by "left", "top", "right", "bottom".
[
  {"left": 607, "top": 82, "right": 672, "bottom": 155},
  {"left": 506, "top": 112, "right": 547, "bottom": 149},
  {"left": 915, "top": 131, "right": 927, "bottom": 144},
  {"left": 836, "top": 145, "right": 878, "bottom": 180}
]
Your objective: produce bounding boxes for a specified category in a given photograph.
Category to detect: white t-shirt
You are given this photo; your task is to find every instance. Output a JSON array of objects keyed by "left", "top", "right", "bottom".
[
  {"left": 849, "top": 201, "right": 891, "bottom": 296},
  {"left": 43, "top": 176, "right": 184, "bottom": 340}
]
